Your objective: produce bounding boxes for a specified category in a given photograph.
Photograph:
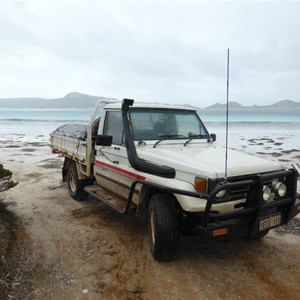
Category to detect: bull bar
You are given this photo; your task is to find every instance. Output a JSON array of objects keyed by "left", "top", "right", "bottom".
[{"left": 126, "top": 169, "right": 299, "bottom": 237}]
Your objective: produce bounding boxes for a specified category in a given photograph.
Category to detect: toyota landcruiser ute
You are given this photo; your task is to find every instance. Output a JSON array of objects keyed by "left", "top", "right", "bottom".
[{"left": 50, "top": 99, "right": 300, "bottom": 261}]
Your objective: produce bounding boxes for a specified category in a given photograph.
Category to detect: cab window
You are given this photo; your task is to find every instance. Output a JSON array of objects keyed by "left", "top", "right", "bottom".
[{"left": 103, "top": 111, "right": 124, "bottom": 145}]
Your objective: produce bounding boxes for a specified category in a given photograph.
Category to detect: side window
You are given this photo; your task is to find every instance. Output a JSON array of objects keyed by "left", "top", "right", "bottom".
[{"left": 103, "top": 111, "right": 123, "bottom": 145}]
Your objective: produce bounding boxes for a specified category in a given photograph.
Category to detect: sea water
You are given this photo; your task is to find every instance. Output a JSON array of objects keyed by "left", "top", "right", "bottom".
[
  {"left": 0, "top": 108, "right": 93, "bottom": 142},
  {"left": 0, "top": 108, "right": 299, "bottom": 145}
]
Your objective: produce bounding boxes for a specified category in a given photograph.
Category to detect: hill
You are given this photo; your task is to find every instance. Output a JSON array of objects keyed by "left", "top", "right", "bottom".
[
  {"left": 203, "top": 99, "right": 300, "bottom": 113},
  {"left": 263, "top": 99, "right": 300, "bottom": 109},
  {"left": 0, "top": 93, "right": 299, "bottom": 111},
  {"left": 0, "top": 92, "right": 111, "bottom": 109},
  {"left": 205, "top": 101, "right": 244, "bottom": 109}
]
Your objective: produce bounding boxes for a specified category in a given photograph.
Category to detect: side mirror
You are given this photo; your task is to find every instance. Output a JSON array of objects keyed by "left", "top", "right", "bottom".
[
  {"left": 210, "top": 133, "right": 216, "bottom": 142},
  {"left": 95, "top": 135, "right": 113, "bottom": 146}
]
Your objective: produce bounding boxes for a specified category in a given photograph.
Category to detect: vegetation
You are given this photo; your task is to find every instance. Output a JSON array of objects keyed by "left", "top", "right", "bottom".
[
  {"left": 0, "top": 164, "right": 18, "bottom": 193},
  {"left": 0, "top": 164, "right": 21, "bottom": 298}
]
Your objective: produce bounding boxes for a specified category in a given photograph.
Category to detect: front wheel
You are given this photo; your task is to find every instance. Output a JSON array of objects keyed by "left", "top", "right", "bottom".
[
  {"left": 148, "top": 194, "right": 179, "bottom": 261},
  {"left": 67, "top": 163, "right": 89, "bottom": 201}
]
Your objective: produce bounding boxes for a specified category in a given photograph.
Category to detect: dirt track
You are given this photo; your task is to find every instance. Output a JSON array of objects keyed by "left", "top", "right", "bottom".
[{"left": 4, "top": 148, "right": 300, "bottom": 299}]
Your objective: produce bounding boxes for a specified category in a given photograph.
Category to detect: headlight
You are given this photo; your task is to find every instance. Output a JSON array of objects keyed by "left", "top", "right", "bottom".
[
  {"left": 275, "top": 182, "right": 287, "bottom": 197},
  {"left": 263, "top": 186, "right": 272, "bottom": 202},
  {"left": 216, "top": 189, "right": 226, "bottom": 199}
]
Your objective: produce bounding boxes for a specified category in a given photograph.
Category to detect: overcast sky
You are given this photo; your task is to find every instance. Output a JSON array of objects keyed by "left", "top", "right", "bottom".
[{"left": 0, "top": 1, "right": 299, "bottom": 107}]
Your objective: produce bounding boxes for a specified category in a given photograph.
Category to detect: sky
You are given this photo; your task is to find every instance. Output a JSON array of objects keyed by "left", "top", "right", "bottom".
[{"left": 0, "top": 0, "right": 300, "bottom": 107}]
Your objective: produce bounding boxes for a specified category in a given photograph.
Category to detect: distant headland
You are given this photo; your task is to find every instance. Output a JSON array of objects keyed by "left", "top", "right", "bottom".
[{"left": 0, "top": 92, "right": 299, "bottom": 112}]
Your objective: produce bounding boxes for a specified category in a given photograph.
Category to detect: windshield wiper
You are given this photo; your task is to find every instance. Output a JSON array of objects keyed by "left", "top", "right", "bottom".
[
  {"left": 184, "top": 135, "right": 209, "bottom": 146},
  {"left": 153, "top": 135, "right": 183, "bottom": 148}
]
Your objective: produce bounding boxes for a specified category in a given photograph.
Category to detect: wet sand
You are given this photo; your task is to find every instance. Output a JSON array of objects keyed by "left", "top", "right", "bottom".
[{"left": 1, "top": 129, "right": 300, "bottom": 299}]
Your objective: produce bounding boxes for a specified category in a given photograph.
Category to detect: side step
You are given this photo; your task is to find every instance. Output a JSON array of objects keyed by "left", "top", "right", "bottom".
[{"left": 84, "top": 185, "right": 129, "bottom": 213}]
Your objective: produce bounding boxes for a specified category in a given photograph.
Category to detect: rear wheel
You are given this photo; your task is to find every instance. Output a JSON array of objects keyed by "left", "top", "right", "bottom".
[
  {"left": 148, "top": 194, "right": 179, "bottom": 261},
  {"left": 67, "top": 163, "right": 89, "bottom": 201}
]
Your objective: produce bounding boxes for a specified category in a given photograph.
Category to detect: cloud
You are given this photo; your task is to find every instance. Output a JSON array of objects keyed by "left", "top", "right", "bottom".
[{"left": 0, "top": 1, "right": 299, "bottom": 106}]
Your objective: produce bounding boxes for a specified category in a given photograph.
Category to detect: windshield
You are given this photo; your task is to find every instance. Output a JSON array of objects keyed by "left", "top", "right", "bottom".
[{"left": 129, "top": 108, "right": 210, "bottom": 141}]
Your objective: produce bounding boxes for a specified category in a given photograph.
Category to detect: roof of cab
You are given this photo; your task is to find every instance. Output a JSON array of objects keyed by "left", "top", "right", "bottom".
[{"left": 102, "top": 100, "right": 197, "bottom": 111}]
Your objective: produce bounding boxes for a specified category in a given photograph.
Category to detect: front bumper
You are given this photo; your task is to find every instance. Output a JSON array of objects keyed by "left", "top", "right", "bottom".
[
  {"left": 129, "top": 169, "right": 300, "bottom": 239},
  {"left": 199, "top": 169, "right": 299, "bottom": 238}
]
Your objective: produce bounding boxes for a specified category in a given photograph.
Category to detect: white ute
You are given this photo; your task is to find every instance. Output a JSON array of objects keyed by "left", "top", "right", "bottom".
[{"left": 50, "top": 99, "right": 300, "bottom": 261}]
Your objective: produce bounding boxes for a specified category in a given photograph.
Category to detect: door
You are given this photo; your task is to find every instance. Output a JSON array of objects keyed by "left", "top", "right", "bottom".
[{"left": 94, "top": 110, "right": 144, "bottom": 201}]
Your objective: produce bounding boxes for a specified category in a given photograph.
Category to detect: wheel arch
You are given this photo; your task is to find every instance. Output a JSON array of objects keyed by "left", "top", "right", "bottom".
[
  {"left": 63, "top": 158, "right": 91, "bottom": 182},
  {"left": 141, "top": 186, "right": 159, "bottom": 208},
  {"left": 139, "top": 184, "right": 182, "bottom": 213}
]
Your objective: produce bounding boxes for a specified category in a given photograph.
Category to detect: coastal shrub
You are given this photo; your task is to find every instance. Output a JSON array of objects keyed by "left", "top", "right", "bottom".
[
  {"left": 0, "top": 164, "right": 18, "bottom": 194},
  {"left": 0, "top": 164, "right": 21, "bottom": 298}
]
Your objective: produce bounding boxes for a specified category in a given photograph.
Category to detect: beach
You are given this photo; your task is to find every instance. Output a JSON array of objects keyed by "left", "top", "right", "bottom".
[{"left": 1, "top": 120, "right": 300, "bottom": 299}]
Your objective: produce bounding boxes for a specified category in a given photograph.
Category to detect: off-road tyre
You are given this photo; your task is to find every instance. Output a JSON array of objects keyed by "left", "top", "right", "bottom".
[
  {"left": 67, "top": 163, "right": 89, "bottom": 201},
  {"left": 148, "top": 194, "right": 179, "bottom": 261}
]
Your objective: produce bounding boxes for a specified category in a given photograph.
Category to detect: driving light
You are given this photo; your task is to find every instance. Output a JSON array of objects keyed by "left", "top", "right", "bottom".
[
  {"left": 194, "top": 178, "right": 207, "bottom": 193},
  {"left": 263, "top": 186, "right": 272, "bottom": 202},
  {"left": 275, "top": 182, "right": 287, "bottom": 197},
  {"left": 216, "top": 189, "right": 226, "bottom": 199},
  {"left": 272, "top": 178, "right": 279, "bottom": 186}
]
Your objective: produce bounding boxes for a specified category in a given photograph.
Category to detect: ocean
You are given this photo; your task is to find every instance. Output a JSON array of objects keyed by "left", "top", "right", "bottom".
[
  {"left": 0, "top": 108, "right": 299, "bottom": 145},
  {"left": 0, "top": 108, "right": 92, "bottom": 142}
]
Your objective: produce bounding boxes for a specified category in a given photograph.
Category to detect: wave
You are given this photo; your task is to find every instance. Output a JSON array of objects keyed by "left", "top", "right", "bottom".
[
  {"left": 205, "top": 121, "right": 300, "bottom": 124},
  {"left": 0, "top": 107, "right": 93, "bottom": 111},
  {"left": 0, "top": 118, "right": 88, "bottom": 123},
  {"left": 205, "top": 121, "right": 300, "bottom": 131},
  {"left": 1, "top": 118, "right": 299, "bottom": 125}
]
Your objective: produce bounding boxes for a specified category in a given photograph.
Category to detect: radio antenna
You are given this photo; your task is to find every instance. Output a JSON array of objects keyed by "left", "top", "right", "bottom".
[{"left": 224, "top": 48, "right": 230, "bottom": 181}]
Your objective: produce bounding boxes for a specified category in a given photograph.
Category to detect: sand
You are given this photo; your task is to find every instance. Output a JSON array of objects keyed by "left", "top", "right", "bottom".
[{"left": 1, "top": 129, "right": 300, "bottom": 299}]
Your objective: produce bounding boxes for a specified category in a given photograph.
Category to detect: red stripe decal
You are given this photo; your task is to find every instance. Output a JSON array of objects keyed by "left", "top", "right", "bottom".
[{"left": 95, "top": 160, "right": 146, "bottom": 181}]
